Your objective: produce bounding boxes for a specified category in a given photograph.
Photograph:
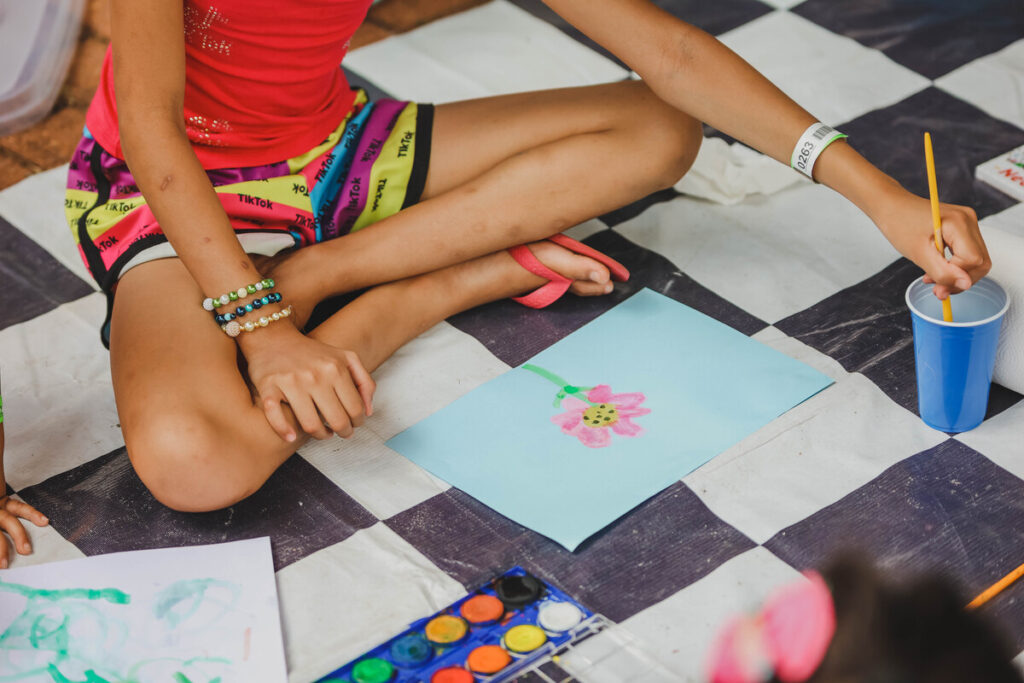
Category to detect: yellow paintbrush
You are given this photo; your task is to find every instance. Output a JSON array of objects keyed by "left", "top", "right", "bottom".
[
  {"left": 968, "top": 560, "right": 1024, "bottom": 610},
  {"left": 924, "top": 132, "right": 953, "bottom": 322}
]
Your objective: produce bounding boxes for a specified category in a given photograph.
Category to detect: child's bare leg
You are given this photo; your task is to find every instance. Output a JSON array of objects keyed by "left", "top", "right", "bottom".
[
  {"left": 273, "top": 81, "right": 701, "bottom": 301},
  {"left": 306, "top": 240, "right": 605, "bottom": 369},
  {"left": 116, "top": 80, "right": 699, "bottom": 512},
  {"left": 114, "top": 242, "right": 604, "bottom": 512}
]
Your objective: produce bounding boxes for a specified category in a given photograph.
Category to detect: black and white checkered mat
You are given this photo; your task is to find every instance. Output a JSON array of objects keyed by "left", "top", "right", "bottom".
[{"left": 2, "top": 1, "right": 1023, "bottom": 680}]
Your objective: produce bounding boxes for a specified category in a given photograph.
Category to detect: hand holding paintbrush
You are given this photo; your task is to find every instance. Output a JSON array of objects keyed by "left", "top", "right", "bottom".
[
  {"left": 832, "top": 140, "right": 988, "bottom": 304},
  {"left": 910, "top": 133, "right": 991, "bottom": 306}
]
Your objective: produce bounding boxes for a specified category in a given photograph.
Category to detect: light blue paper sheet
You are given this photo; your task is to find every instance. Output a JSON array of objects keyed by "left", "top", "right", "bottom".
[{"left": 387, "top": 289, "right": 833, "bottom": 550}]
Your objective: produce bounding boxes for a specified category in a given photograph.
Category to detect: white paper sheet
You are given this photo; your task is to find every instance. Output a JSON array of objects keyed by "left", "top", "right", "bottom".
[{"left": 0, "top": 538, "right": 287, "bottom": 682}]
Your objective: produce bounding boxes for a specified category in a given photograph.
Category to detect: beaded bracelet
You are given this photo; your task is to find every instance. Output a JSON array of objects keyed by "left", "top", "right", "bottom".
[
  {"left": 213, "top": 292, "right": 283, "bottom": 324},
  {"left": 222, "top": 305, "right": 293, "bottom": 338},
  {"left": 202, "top": 278, "right": 275, "bottom": 311}
]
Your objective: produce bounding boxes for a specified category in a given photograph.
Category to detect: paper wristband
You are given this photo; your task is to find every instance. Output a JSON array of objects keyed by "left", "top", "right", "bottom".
[
  {"left": 0, "top": 396, "right": 4, "bottom": 424},
  {"left": 791, "top": 123, "right": 848, "bottom": 181}
]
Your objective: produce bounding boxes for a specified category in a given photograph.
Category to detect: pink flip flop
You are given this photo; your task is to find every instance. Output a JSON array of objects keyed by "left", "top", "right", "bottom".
[{"left": 508, "top": 234, "right": 630, "bottom": 309}]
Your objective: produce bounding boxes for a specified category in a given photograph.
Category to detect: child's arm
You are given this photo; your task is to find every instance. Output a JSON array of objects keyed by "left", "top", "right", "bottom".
[
  {"left": 109, "top": 0, "right": 373, "bottom": 442},
  {"left": 546, "top": 0, "right": 990, "bottom": 300},
  {"left": 0, "top": 401, "right": 50, "bottom": 569}
]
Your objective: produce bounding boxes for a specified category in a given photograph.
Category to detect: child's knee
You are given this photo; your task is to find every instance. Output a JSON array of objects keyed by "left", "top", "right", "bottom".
[
  {"left": 625, "top": 83, "right": 703, "bottom": 189},
  {"left": 656, "top": 109, "right": 702, "bottom": 188},
  {"left": 125, "top": 413, "right": 259, "bottom": 512},
  {"left": 644, "top": 102, "right": 702, "bottom": 188}
]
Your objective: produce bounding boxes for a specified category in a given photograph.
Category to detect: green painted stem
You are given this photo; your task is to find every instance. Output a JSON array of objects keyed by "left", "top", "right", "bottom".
[{"left": 521, "top": 364, "right": 595, "bottom": 406}]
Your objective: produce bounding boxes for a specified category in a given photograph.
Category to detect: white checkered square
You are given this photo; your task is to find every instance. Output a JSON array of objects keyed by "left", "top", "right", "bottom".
[
  {"left": 1, "top": 294, "right": 121, "bottom": 489},
  {"left": 937, "top": 39, "right": 1024, "bottom": 131},
  {"left": 614, "top": 183, "right": 900, "bottom": 324},
  {"left": 0, "top": 165, "right": 97, "bottom": 290},
  {"left": 299, "top": 428, "right": 449, "bottom": 521},
  {"left": 276, "top": 523, "right": 464, "bottom": 683},
  {"left": 344, "top": 0, "right": 628, "bottom": 103},
  {"left": 956, "top": 401, "right": 1024, "bottom": 482},
  {"left": 756, "top": 0, "right": 807, "bottom": 9},
  {"left": 684, "top": 356, "right": 947, "bottom": 544},
  {"left": 719, "top": 11, "right": 929, "bottom": 126}
]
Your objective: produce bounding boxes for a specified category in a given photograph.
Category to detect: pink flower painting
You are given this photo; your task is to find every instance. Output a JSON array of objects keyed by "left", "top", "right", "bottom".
[
  {"left": 551, "top": 385, "right": 651, "bottom": 448},
  {"left": 522, "top": 364, "right": 651, "bottom": 449}
]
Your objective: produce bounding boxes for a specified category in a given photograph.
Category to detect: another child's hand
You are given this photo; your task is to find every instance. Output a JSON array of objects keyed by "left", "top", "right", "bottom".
[
  {"left": 873, "top": 191, "right": 991, "bottom": 300},
  {"left": 240, "top": 323, "right": 375, "bottom": 443},
  {"left": 0, "top": 494, "right": 48, "bottom": 569}
]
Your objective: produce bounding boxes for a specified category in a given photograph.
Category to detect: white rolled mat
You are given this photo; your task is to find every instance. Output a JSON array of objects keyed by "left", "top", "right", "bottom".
[{"left": 985, "top": 227, "right": 1024, "bottom": 394}]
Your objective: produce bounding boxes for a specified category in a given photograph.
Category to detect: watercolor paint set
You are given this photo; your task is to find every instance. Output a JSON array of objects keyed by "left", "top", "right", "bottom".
[{"left": 319, "top": 567, "right": 605, "bottom": 683}]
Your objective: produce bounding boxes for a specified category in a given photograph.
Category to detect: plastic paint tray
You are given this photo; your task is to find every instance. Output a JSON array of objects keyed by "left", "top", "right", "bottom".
[
  {"left": 505, "top": 616, "right": 680, "bottom": 683},
  {"left": 0, "top": 0, "right": 84, "bottom": 136},
  {"left": 319, "top": 567, "right": 606, "bottom": 683}
]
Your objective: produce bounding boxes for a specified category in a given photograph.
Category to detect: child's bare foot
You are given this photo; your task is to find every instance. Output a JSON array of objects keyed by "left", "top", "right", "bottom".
[{"left": 511, "top": 239, "right": 614, "bottom": 298}]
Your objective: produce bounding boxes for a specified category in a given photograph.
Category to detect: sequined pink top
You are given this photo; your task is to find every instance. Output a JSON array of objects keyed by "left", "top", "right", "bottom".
[{"left": 86, "top": 0, "right": 372, "bottom": 168}]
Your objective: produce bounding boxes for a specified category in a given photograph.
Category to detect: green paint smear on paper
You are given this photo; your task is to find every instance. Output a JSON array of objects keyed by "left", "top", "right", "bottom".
[
  {"left": 0, "top": 577, "right": 130, "bottom": 682},
  {"left": 42, "top": 665, "right": 112, "bottom": 683},
  {"left": 154, "top": 579, "right": 240, "bottom": 629},
  {"left": 0, "top": 580, "right": 129, "bottom": 606},
  {"left": 0, "top": 577, "right": 234, "bottom": 683}
]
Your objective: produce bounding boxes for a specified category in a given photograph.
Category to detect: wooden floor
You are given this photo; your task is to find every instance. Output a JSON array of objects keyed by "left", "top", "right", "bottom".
[{"left": 0, "top": 0, "right": 487, "bottom": 190}]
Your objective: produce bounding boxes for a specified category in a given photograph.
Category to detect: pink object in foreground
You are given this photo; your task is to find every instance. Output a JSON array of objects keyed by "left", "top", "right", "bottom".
[
  {"left": 550, "top": 385, "right": 650, "bottom": 448},
  {"left": 707, "top": 571, "right": 836, "bottom": 683}
]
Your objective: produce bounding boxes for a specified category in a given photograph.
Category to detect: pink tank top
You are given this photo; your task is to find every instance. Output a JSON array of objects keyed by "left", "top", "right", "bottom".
[{"left": 86, "top": 0, "right": 373, "bottom": 168}]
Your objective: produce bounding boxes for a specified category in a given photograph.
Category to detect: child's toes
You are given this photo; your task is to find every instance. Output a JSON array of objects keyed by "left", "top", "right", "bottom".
[
  {"left": 565, "top": 253, "right": 611, "bottom": 296},
  {"left": 525, "top": 240, "right": 613, "bottom": 297},
  {"left": 530, "top": 241, "right": 609, "bottom": 284},
  {"left": 570, "top": 280, "right": 615, "bottom": 296},
  {"left": 573, "top": 256, "right": 610, "bottom": 285}
]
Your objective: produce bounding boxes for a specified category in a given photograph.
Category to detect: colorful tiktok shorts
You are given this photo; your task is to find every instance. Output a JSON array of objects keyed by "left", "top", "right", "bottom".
[{"left": 64, "top": 91, "right": 432, "bottom": 345}]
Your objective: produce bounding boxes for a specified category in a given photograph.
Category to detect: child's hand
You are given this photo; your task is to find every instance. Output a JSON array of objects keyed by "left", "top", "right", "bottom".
[
  {"left": 0, "top": 494, "right": 48, "bottom": 569},
  {"left": 873, "top": 192, "right": 991, "bottom": 300},
  {"left": 239, "top": 323, "right": 375, "bottom": 443}
]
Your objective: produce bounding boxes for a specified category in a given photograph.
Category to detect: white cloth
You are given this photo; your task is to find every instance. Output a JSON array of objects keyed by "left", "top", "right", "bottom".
[{"left": 675, "top": 136, "right": 805, "bottom": 205}]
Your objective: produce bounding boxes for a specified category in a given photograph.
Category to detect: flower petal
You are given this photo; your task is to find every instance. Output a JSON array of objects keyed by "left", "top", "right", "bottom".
[
  {"left": 561, "top": 397, "right": 590, "bottom": 412},
  {"left": 611, "top": 417, "right": 644, "bottom": 438},
  {"left": 576, "top": 425, "right": 612, "bottom": 448},
  {"left": 551, "top": 409, "right": 583, "bottom": 432},
  {"left": 610, "top": 392, "right": 647, "bottom": 410},
  {"left": 618, "top": 407, "right": 652, "bottom": 418},
  {"left": 585, "top": 385, "right": 648, "bottom": 410},
  {"left": 586, "top": 385, "right": 614, "bottom": 403}
]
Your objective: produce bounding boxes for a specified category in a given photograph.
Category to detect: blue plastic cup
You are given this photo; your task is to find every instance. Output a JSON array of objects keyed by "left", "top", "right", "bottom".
[{"left": 905, "top": 277, "right": 1009, "bottom": 432}]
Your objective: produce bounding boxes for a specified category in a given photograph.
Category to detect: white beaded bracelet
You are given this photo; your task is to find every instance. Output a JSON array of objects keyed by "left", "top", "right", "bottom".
[{"left": 221, "top": 305, "right": 293, "bottom": 338}]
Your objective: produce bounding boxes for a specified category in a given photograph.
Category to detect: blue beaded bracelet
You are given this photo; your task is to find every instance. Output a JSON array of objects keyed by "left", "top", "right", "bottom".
[{"left": 213, "top": 292, "right": 283, "bottom": 324}]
